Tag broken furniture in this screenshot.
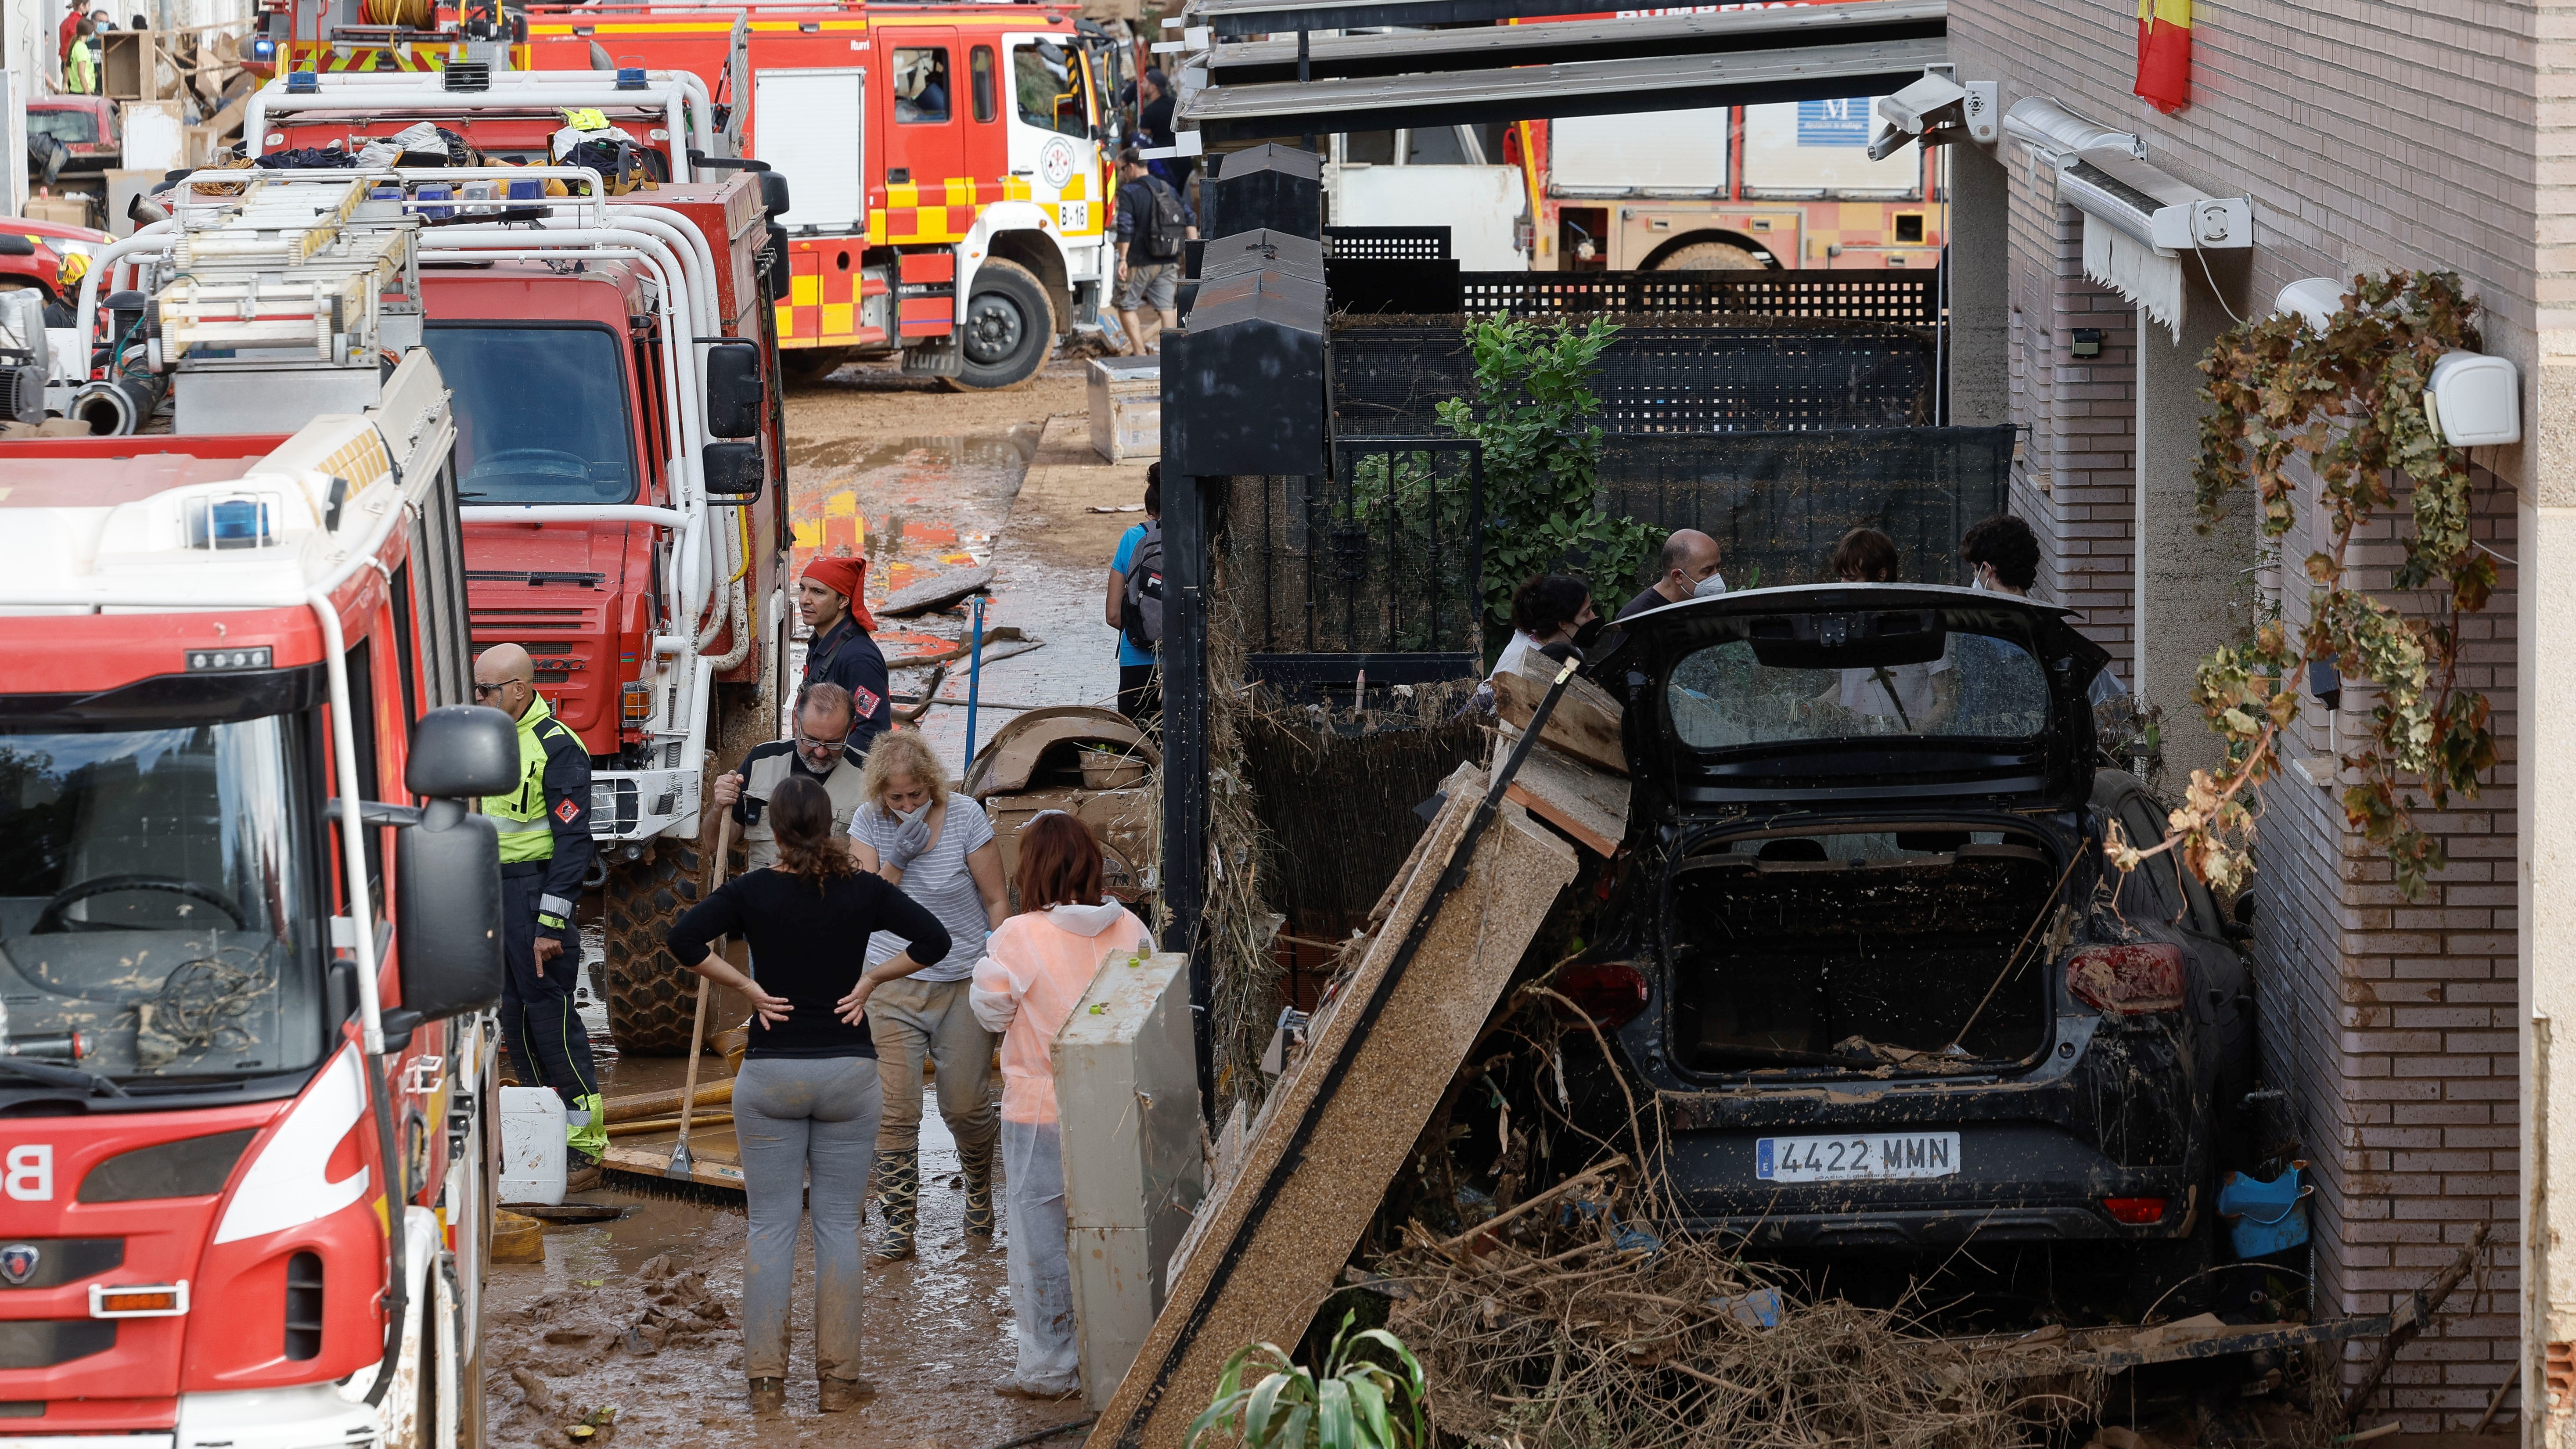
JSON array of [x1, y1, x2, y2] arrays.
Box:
[[970, 706, 1162, 905]]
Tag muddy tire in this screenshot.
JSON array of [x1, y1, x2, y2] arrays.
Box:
[[601, 838, 709, 1055], [1651, 241, 1767, 270], [944, 258, 1052, 392], [783, 345, 852, 385]]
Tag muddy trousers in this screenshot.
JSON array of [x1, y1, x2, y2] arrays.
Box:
[[734, 1056, 883, 1383], [497, 869, 602, 1156], [1001, 1120, 1080, 1395], [867, 977, 1000, 1154]]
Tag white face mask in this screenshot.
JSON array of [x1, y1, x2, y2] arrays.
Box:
[[1968, 570, 1992, 593], [892, 800, 933, 827], [1692, 572, 1730, 599]]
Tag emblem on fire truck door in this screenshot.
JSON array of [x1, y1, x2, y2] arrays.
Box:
[[1040, 137, 1079, 190], [0, 1244, 39, 1285]]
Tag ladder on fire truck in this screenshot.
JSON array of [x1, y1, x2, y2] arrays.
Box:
[[244, 68, 735, 180]]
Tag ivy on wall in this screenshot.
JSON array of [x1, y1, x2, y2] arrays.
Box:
[[2127, 270, 2499, 901]]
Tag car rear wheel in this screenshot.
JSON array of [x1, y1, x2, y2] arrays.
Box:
[[944, 258, 1052, 391]]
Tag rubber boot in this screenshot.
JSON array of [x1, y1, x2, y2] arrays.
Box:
[[748, 1378, 786, 1416], [566, 1092, 608, 1160], [817, 1377, 878, 1412], [871, 1148, 917, 1263], [961, 1135, 997, 1238]]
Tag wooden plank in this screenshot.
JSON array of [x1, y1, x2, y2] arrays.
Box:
[[1495, 726, 1629, 856], [1492, 665, 1626, 777], [1090, 764, 1578, 1449], [878, 564, 997, 618]]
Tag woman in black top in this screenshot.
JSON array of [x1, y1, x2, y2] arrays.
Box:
[[666, 774, 952, 1416]]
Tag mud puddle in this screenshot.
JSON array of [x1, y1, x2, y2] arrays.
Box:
[[486, 1050, 1083, 1449]]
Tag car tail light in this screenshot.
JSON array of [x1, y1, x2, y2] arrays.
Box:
[[1550, 962, 1650, 1029], [2064, 943, 2186, 1015], [622, 680, 652, 723], [2102, 1197, 2167, 1225]]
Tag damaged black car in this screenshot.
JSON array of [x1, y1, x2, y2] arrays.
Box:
[[1559, 584, 2255, 1315]]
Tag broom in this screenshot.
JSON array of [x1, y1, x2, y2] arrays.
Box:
[[601, 806, 749, 1203], [665, 811, 727, 1183]]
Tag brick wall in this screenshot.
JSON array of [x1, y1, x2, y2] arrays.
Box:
[[1948, 0, 2536, 1421]]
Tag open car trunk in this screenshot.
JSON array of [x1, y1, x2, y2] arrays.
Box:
[[1666, 827, 2061, 1076]]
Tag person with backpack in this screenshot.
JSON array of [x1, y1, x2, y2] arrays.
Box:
[[1113, 148, 1194, 356], [1105, 466, 1163, 723]]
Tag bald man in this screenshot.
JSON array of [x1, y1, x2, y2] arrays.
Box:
[[1620, 529, 1725, 619], [475, 643, 606, 1180]]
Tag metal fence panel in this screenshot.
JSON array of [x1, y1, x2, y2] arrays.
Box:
[[1227, 439, 1486, 680], [1331, 322, 1937, 438], [1597, 427, 2016, 592], [1323, 226, 1452, 260], [1455, 269, 1939, 321]]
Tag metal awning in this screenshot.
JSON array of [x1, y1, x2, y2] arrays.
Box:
[[1179, 34, 1946, 142], [1207, 0, 1943, 82], [1193, 0, 1795, 40]]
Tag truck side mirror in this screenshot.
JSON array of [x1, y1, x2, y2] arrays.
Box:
[[705, 341, 762, 438], [389, 705, 518, 1031], [704, 440, 763, 498], [407, 704, 518, 798], [759, 170, 790, 221]]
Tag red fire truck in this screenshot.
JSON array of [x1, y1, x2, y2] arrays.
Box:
[[0, 181, 514, 1444], [78, 135, 791, 1054], [516, 2, 1113, 388]]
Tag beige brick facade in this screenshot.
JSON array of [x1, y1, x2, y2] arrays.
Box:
[[1946, 0, 2543, 1425]]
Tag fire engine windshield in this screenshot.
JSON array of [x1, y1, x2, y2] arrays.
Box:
[[1014, 40, 1090, 138], [424, 323, 640, 505], [0, 716, 328, 1087]]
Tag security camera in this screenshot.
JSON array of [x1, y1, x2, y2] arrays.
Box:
[[1877, 72, 1970, 136]]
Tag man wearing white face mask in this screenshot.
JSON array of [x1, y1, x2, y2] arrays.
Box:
[[1619, 529, 1725, 619], [1957, 513, 2128, 708]]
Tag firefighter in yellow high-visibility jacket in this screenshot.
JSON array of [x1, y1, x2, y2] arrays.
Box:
[[475, 643, 606, 1186]]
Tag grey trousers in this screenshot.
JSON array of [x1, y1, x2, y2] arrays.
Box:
[[733, 1056, 882, 1382], [868, 976, 1000, 1155], [1002, 1120, 1080, 1394]]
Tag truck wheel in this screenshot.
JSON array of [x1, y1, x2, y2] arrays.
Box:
[[1652, 241, 1767, 270], [600, 838, 707, 1055], [783, 345, 851, 385], [946, 258, 1052, 391]]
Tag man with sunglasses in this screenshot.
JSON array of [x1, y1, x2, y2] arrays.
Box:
[[711, 681, 869, 872], [473, 643, 605, 1186]]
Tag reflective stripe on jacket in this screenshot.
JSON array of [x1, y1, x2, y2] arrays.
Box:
[[484, 694, 594, 933]]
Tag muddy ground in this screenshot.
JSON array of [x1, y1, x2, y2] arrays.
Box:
[[485, 351, 1144, 1449]]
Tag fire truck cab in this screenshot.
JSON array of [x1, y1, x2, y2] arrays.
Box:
[[523, 3, 1111, 389], [0, 178, 510, 1445], [66, 157, 788, 1055]]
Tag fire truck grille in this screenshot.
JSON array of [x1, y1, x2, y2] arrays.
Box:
[[0, 1320, 115, 1370], [0, 1238, 122, 1291]]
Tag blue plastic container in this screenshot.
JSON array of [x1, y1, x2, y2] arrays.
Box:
[[2217, 1160, 2312, 1258]]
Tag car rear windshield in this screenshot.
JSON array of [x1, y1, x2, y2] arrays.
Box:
[[27, 109, 101, 145], [425, 323, 639, 505], [0, 716, 327, 1083], [1668, 631, 2051, 748]]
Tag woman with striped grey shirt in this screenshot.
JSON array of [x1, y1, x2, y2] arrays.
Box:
[[847, 730, 1011, 1261]]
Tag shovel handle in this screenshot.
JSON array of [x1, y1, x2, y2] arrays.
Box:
[[674, 813, 733, 1154]]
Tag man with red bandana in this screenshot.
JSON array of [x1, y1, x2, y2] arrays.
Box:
[[800, 554, 893, 754]]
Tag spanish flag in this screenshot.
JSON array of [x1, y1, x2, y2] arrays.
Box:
[[2134, 0, 2192, 113]]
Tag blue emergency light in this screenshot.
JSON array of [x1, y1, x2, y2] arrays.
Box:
[[286, 70, 319, 94], [208, 499, 271, 550], [615, 67, 648, 90]]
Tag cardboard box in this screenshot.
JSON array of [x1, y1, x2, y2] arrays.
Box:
[[22, 194, 97, 229], [1087, 355, 1161, 462], [989, 784, 1155, 906]]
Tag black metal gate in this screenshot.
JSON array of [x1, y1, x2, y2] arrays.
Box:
[[1231, 437, 1484, 687]]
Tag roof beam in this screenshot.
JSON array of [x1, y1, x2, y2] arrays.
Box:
[[1178, 35, 1947, 142], [1206, 0, 1945, 83]]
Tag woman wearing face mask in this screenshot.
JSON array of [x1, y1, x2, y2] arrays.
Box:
[[847, 730, 1011, 1262], [1810, 527, 1957, 732], [970, 812, 1155, 1399], [1490, 573, 1597, 682]]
